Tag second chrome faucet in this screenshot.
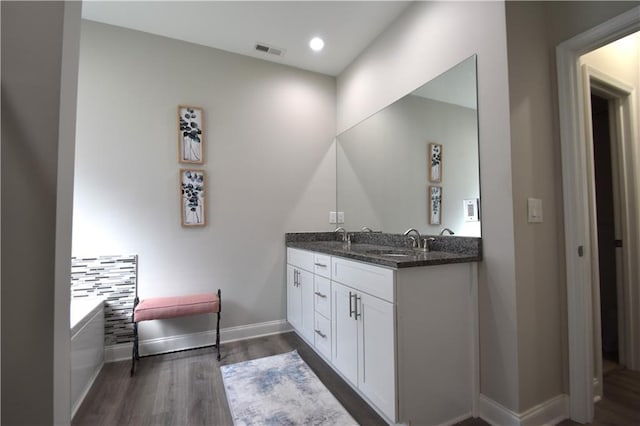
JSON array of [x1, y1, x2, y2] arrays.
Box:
[[403, 228, 435, 252]]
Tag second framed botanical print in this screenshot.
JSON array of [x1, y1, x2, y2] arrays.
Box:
[[178, 106, 204, 164], [181, 169, 206, 227], [429, 186, 442, 225]]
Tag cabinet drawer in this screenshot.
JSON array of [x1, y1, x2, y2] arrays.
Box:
[[314, 314, 331, 359], [287, 248, 315, 272], [314, 276, 331, 318], [313, 253, 331, 278], [331, 257, 395, 302]]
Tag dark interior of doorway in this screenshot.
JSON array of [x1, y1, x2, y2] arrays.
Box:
[[591, 93, 619, 365]]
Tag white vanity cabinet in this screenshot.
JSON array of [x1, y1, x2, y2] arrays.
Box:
[[286, 250, 315, 343], [286, 246, 478, 426], [331, 258, 396, 421]]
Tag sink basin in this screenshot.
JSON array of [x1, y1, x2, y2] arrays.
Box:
[[364, 249, 416, 257]]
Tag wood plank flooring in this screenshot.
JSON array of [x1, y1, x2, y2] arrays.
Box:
[[75, 331, 640, 425], [74, 332, 485, 426], [73, 332, 388, 425], [558, 367, 640, 426]]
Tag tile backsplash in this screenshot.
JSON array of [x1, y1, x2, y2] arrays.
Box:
[[71, 255, 137, 345]]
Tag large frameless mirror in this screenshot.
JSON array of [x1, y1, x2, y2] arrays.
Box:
[[336, 55, 480, 237]]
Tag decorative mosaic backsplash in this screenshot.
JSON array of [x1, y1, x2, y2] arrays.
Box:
[[71, 255, 137, 345]]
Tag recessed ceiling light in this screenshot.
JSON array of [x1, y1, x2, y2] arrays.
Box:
[[309, 37, 325, 52]]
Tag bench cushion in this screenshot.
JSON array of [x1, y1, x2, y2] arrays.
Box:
[[134, 293, 219, 323]]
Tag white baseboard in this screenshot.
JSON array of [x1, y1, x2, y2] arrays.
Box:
[[71, 362, 104, 419], [104, 319, 292, 362], [479, 394, 568, 426]]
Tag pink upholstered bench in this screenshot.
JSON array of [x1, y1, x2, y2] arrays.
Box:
[[130, 290, 221, 376]]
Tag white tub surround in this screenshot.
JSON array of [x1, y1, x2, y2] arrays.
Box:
[[70, 297, 105, 419]]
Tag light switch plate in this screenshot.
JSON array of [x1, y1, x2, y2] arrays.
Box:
[[337, 211, 345, 224], [329, 211, 337, 224], [463, 198, 479, 222], [527, 198, 543, 223]]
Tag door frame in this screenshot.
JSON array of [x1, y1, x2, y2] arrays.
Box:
[[583, 64, 636, 401], [556, 6, 640, 423]]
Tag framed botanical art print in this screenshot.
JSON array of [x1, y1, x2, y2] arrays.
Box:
[[428, 142, 442, 183], [181, 169, 206, 226], [429, 186, 442, 225], [178, 106, 204, 164]]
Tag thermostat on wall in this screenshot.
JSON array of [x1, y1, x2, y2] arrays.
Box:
[[463, 198, 479, 222]]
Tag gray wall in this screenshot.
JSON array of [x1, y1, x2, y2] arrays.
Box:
[[73, 21, 336, 340], [1, 2, 80, 424], [337, 1, 520, 411], [505, 0, 640, 412]]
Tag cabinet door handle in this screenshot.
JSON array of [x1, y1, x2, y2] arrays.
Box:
[[314, 262, 327, 268], [314, 329, 327, 339], [355, 295, 362, 319], [294, 269, 299, 287], [349, 291, 354, 317], [314, 291, 327, 298]]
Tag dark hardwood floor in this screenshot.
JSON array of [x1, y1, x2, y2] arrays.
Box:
[[73, 332, 386, 425], [74, 332, 484, 426], [76, 332, 640, 425], [558, 367, 640, 426]]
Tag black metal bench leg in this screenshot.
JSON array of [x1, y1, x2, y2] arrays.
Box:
[[130, 297, 140, 376], [216, 289, 221, 361]]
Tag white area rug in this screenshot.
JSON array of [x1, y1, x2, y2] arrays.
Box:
[[221, 350, 358, 425]]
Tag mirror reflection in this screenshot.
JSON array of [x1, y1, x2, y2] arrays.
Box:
[[336, 55, 480, 237]]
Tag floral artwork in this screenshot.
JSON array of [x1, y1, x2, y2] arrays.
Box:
[[181, 169, 205, 226], [428, 143, 442, 183], [429, 186, 442, 225], [178, 106, 204, 164]]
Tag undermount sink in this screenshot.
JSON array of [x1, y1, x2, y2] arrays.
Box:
[[364, 249, 417, 257]]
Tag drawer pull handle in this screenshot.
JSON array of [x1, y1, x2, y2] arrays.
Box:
[[349, 291, 356, 318], [314, 329, 327, 339], [314, 291, 327, 298], [314, 262, 327, 268], [349, 291, 353, 317]]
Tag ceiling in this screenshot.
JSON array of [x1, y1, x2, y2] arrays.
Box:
[[81, 1, 412, 76]]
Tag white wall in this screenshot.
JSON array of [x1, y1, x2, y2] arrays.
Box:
[[337, 1, 519, 411], [337, 95, 480, 236], [1, 2, 79, 424], [74, 21, 336, 341], [506, 1, 639, 412]]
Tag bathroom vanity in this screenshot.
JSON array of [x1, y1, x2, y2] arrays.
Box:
[[286, 233, 481, 426]]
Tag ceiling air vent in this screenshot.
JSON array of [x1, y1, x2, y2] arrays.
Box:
[[254, 42, 286, 57]]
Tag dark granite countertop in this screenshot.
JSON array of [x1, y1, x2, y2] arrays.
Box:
[[286, 232, 481, 269]]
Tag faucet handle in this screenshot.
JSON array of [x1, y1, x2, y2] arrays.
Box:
[[408, 236, 418, 248], [423, 237, 436, 252]]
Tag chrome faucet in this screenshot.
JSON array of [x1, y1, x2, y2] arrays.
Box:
[[361, 226, 373, 232], [403, 228, 421, 248], [439, 227, 455, 235], [334, 227, 347, 242]]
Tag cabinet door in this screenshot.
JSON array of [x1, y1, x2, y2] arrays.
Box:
[[331, 281, 358, 385], [286, 265, 301, 331], [358, 292, 396, 421], [299, 268, 315, 343]]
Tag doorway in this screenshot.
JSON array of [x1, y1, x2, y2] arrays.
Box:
[[556, 7, 640, 423], [591, 93, 620, 370], [587, 86, 629, 402]]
